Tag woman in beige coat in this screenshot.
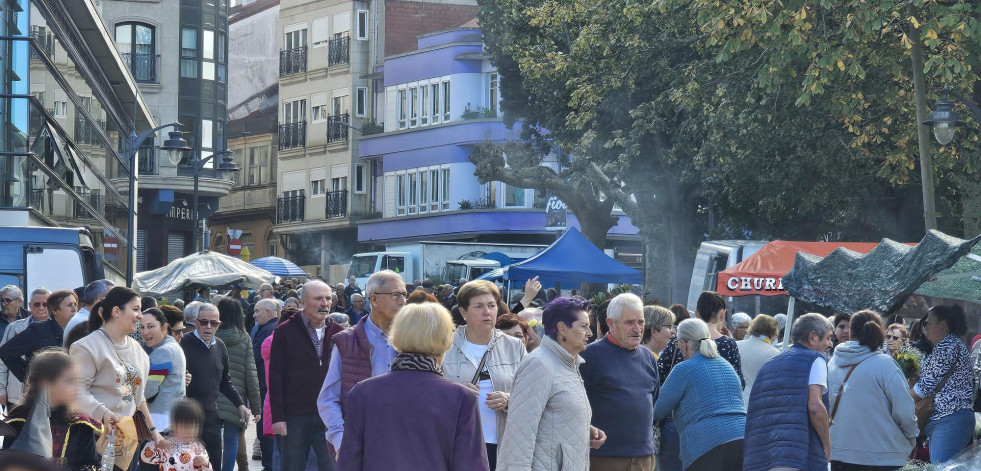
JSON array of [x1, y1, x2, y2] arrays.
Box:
[[442, 280, 526, 470], [498, 297, 606, 471]]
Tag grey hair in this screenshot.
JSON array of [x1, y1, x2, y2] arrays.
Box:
[[30, 287, 50, 300], [643, 305, 675, 330], [197, 303, 219, 317], [351, 293, 364, 302], [0, 285, 23, 301], [791, 313, 832, 344], [677, 318, 718, 358], [366, 270, 404, 297], [607, 293, 644, 322], [183, 301, 203, 322], [255, 298, 281, 312]]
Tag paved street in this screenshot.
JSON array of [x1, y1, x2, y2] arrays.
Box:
[[244, 424, 263, 471]]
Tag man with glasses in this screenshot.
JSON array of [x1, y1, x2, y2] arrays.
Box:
[[270, 281, 344, 471], [180, 303, 249, 463], [0, 286, 47, 407], [250, 298, 280, 470], [318, 270, 405, 459], [0, 286, 27, 340]]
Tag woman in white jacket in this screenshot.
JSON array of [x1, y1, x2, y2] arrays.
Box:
[[498, 297, 606, 471], [736, 314, 779, 405], [827, 310, 918, 470]]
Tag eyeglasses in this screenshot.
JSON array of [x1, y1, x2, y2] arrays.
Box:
[[374, 292, 408, 300], [1, 297, 16, 304], [31, 302, 46, 308], [197, 320, 222, 327], [885, 335, 903, 341]]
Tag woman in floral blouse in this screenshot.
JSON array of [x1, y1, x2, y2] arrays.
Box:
[[910, 305, 974, 463]]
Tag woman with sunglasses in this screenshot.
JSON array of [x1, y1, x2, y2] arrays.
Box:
[[885, 323, 909, 358], [141, 307, 187, 433]]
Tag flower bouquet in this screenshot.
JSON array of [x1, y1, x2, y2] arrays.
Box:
[[895, 344, 925, 388]]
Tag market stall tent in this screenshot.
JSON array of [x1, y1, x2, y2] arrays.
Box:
[[717, 241, 882, 297], [497, 227, 642, 285], [135, 251, 279, 297]]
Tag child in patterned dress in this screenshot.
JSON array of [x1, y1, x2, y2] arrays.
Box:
[[140, 399, 211, 471]]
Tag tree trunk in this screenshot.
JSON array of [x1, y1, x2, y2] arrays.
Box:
[[909, 9, 937, 233], [577, 210, 616, 298]]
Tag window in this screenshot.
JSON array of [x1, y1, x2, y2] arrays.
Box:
[[332, 94, 347, 116], [354, 164, 366, 193], [202, 30, 215, 81], [115, 22, 156, 83], [247, 146, 269, 185], [268, 240, 277, 258], [430, 83, 440, 124], [311, 93, 328, 122], [283, 99, 306, 123], [409, 87, 418, 126], [218, 33, 226, 62], [505, 183, 526, 207], [396, 174, 406, 215], [489, 72, 499, 116], [355, 87, 367, 117], [407, 172, 417, 214], [215, 121, 225, 151], [311, 179, 326, 196], [381, 255, 405, 273], [202, 119, 214, 151], [356, 10, 369, 40], [419, 170, 429, 212], [312, 18, 329, 47], [284, 28, 307, 50], [53, 101, 67, 117], [398, 89, 407, 129], [429, 168, 439, 211], [331, 176, 347, 192], [420, 85, 429, 125], [442, 167, 450, 209], [441, 81, 451, 121], [180, 28, 198, 78]]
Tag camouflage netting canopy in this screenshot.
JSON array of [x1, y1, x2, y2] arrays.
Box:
[[782, 230, 981, 314]]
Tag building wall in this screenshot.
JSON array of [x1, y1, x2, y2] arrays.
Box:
[[383, 1, 478, 56]]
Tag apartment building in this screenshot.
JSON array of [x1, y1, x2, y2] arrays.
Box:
[[0, 0, 155, 280], [209, 0, 281, 260], [98, 0, 235, 270], [357, 24, 642, 252], [274, 0, 479, 272]]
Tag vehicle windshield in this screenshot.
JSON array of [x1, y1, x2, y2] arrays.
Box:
[[347, 255, 378, 278], [470, 266, 495, 280], [445, 263, 466, 283]]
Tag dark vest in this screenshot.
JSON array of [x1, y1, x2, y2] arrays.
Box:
[[744, 343, 828, 471], [332, 318, 373, 411]]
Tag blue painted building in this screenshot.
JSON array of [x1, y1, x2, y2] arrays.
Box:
[[357, 23, 641, 258]]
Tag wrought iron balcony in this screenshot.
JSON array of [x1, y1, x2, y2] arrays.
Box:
[[280, 46, 307, 77], [328, 35, 350, 67], [138, 145, 156, 175], [277, 191, 305, 223], [122, 53, 159, 84], [326, 113, 349, 143], [279, 121, 306, 150], [73, 190, 104, 220], [326, 189, 347, 219], [73, 116, 105, 146]]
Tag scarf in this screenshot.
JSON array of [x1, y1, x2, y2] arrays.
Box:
[[390, 352, 443, 375]]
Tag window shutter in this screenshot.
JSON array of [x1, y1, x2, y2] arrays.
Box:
[[333, 13, 350, 34], [312, 18, 328, 44], [384, 174, 395, 217]]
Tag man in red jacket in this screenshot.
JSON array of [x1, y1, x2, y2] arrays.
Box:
[[269, 280, 343, 471]]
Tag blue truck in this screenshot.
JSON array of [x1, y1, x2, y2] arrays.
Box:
[[0, 226, 106, 294]]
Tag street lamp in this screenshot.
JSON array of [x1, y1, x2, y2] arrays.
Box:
[[125, 123, 191, 287], [168, 149, 239, 252], [923, 87, 979, 145]]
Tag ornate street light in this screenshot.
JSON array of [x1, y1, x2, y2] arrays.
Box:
[[923, 87, 977, 145]]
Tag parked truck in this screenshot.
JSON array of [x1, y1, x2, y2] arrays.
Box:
[[686, 240, 767, 315], [347, 241, 547, 288], [0, 226, 106, 295]]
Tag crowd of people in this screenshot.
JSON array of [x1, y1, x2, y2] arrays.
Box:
[[0, 273, 980, 471]]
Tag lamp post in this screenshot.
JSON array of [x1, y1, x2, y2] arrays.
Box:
[[126, 123, 191, 287], [923, 87, 977, 145], [168, 149, 239, 253]]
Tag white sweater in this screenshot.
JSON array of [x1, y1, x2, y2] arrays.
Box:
[[736, 335, 779, 405]]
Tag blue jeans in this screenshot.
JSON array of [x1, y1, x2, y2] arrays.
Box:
[[658, 419, 683, 471], [218, 419, 242, 471], [925, 409, 975, 463]]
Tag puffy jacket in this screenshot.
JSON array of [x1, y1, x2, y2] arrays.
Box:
[[216, 327, 262, 427], [442, 327, 526, 444], [498, 336, 591, 471]]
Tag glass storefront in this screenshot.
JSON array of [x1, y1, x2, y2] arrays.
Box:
[[1, 0, 138, 276]]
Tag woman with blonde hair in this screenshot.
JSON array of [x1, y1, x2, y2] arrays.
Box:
[[736, 314, 779, 405], [643, 305, 676, 358], [442, 280, 526, 469], [336, 302, 488, 470], [653, 318, 745, 470]]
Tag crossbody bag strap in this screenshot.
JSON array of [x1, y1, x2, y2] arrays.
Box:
[[470, 334, 498, 385], [830, 358, 867, 425]]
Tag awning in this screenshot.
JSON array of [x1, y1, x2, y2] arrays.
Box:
[[500, 227, 642, 285], [717, 241, 882, 297]]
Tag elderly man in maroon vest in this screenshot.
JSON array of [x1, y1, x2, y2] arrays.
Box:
[[318, 269, 405, 457], [269, 280, 344, 471]]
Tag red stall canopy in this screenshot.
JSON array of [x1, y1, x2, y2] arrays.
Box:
[[717, 241, 881, 297]]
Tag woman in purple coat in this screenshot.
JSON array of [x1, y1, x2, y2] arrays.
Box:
[[336, 302, 489, 471]]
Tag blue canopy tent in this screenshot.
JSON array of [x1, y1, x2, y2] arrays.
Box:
[[251, 256, 307, 277], [486, 227, 642, 285]]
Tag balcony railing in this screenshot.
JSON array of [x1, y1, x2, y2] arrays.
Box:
[[326, 189, 347, 219], [279, 121, 306, 150], [280, 46, 307, 77], [328, 35, 350, 67], [277, 191, 305, 223], [326, 113, 349, 143], [122, 53, 159, 84], [74, 117, 106, 146], [73, 190, 104, 220]]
